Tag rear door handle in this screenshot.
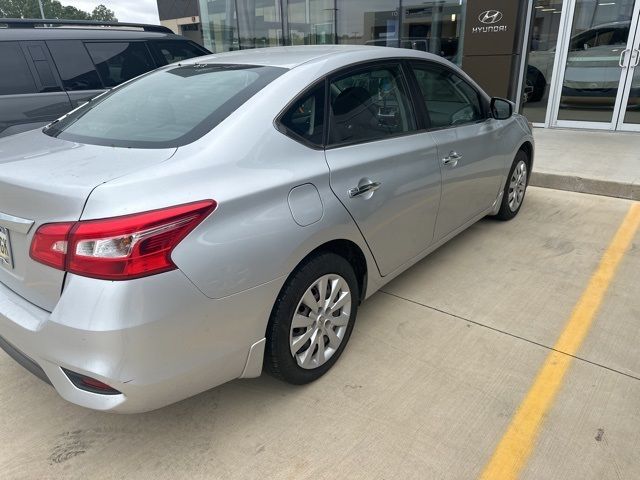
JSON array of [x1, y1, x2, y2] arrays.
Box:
[[348, 181, 382, 198], [442, 151, 463, 167]]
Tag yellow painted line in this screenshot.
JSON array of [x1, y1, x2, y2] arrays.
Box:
[[480, 202, 640, 480]]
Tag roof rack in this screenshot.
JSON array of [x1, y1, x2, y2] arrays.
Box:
[[0, 18, 173, 34]]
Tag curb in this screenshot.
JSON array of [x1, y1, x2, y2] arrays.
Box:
[[530, 172, 640, 201]]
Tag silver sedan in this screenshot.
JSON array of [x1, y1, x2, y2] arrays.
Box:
[[0, 46, 533, 413]]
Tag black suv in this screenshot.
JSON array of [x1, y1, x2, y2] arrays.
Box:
[[0, 19, 210, 137]]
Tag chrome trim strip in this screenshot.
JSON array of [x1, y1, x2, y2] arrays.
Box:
[[0, 212, 35, 234]]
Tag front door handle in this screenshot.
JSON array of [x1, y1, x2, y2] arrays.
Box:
[[348, 181, 382, 198], [442, 151, 463, 167], [632, 49, 640, 67]]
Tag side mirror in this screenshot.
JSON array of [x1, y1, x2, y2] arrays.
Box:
[[491, 97, 514, 120]]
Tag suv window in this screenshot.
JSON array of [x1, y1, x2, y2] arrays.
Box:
[[47, 40, 103, 91], [85, 42, 155, 87], [0, 42, 37, 95], [25, 44, 60, 92], [411, 62, 484, 128], [151, 40, 208, 65], [328, 64, 416, 145], [280, 83, 325, 147], [45, 64, 286, 149]]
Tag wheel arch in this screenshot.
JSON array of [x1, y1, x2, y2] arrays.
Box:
[[518, 140, 534, 171], [289, 239, 369, 305]]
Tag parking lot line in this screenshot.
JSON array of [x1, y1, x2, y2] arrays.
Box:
[[479, 202, 640, 480]]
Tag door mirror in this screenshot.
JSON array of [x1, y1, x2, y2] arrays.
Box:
[[491, 97, 514, 120]]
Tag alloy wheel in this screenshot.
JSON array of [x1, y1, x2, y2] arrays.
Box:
[[508, 160, 528, 212], [289, 274, 352, 370]]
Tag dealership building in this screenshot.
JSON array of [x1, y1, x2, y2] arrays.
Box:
[[157, 0, 640, 133]]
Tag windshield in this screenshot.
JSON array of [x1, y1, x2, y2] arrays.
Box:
[[45, 63, 286, 149]]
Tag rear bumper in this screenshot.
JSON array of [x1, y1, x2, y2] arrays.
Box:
[[0, 270, 284, 413], [0, 333, 51, 386]]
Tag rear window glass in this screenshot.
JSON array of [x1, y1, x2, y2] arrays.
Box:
[[0, 42, 37, 95], [44, 64, 286, 148], [85, 42, 155, 87]]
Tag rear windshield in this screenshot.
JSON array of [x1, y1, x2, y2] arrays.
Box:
[[44, 63, 286, 148]]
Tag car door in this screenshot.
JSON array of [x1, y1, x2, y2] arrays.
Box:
[[324, 62, 441, 276], [0, 41, 72, 137], [408, 61, 504, 241]]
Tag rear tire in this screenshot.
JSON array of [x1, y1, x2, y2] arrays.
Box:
[[265, 253, 359, 385], [495, 150, 530, 221]]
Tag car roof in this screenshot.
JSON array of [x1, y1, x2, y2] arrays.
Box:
[[180, 45, 445, 70]]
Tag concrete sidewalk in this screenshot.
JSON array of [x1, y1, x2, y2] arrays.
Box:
[[531, 128, 640, 200]]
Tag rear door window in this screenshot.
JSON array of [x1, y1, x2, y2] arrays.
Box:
[[0, 42, 38, 95], [328, 64, 416, 146], [85, 42, 156, 87], [47, 40, 103, 91], [150, 40, 209, 65]]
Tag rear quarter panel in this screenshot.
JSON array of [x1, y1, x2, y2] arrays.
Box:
[[81, 72, 377, 301]]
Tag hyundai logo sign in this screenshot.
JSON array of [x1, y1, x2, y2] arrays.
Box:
[[478, 10, 503, 25], [473, 9, 507, 33]]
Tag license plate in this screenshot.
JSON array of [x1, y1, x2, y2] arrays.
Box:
[[0, 226, 13, 270]]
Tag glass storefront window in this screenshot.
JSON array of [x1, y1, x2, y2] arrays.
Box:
[[287, 0, 335, 45], [336, 0, 400, 47], [199, 0, 469, 64], [401, 0, 466, 65], [199, 0, 239, 53], [522, 0, 564, 123], [237, 0, 284, 49], [199, 0, 283, 52], [622, 59, 640, 126]]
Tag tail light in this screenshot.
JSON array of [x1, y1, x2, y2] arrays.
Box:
[[30, 200, 216, 280]]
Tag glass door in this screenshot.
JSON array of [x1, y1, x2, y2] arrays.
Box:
[[616, 5, 640, 131], [522, 0, 566, 125], [552, 0, 639, 129]]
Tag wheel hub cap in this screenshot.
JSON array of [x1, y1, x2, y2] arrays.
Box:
[[289, 274, 352, 370], [508, 160, 528, 212]]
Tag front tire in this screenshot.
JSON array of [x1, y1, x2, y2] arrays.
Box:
[[495, 151, 530, 221], [265, 253, 359, 384]]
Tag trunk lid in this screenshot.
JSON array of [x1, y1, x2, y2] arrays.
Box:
[[0, 130, 176, 311]]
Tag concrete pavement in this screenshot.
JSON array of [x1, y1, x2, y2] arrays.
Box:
[[0, 187, 639, 479], [531, 128, 640, 200]]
